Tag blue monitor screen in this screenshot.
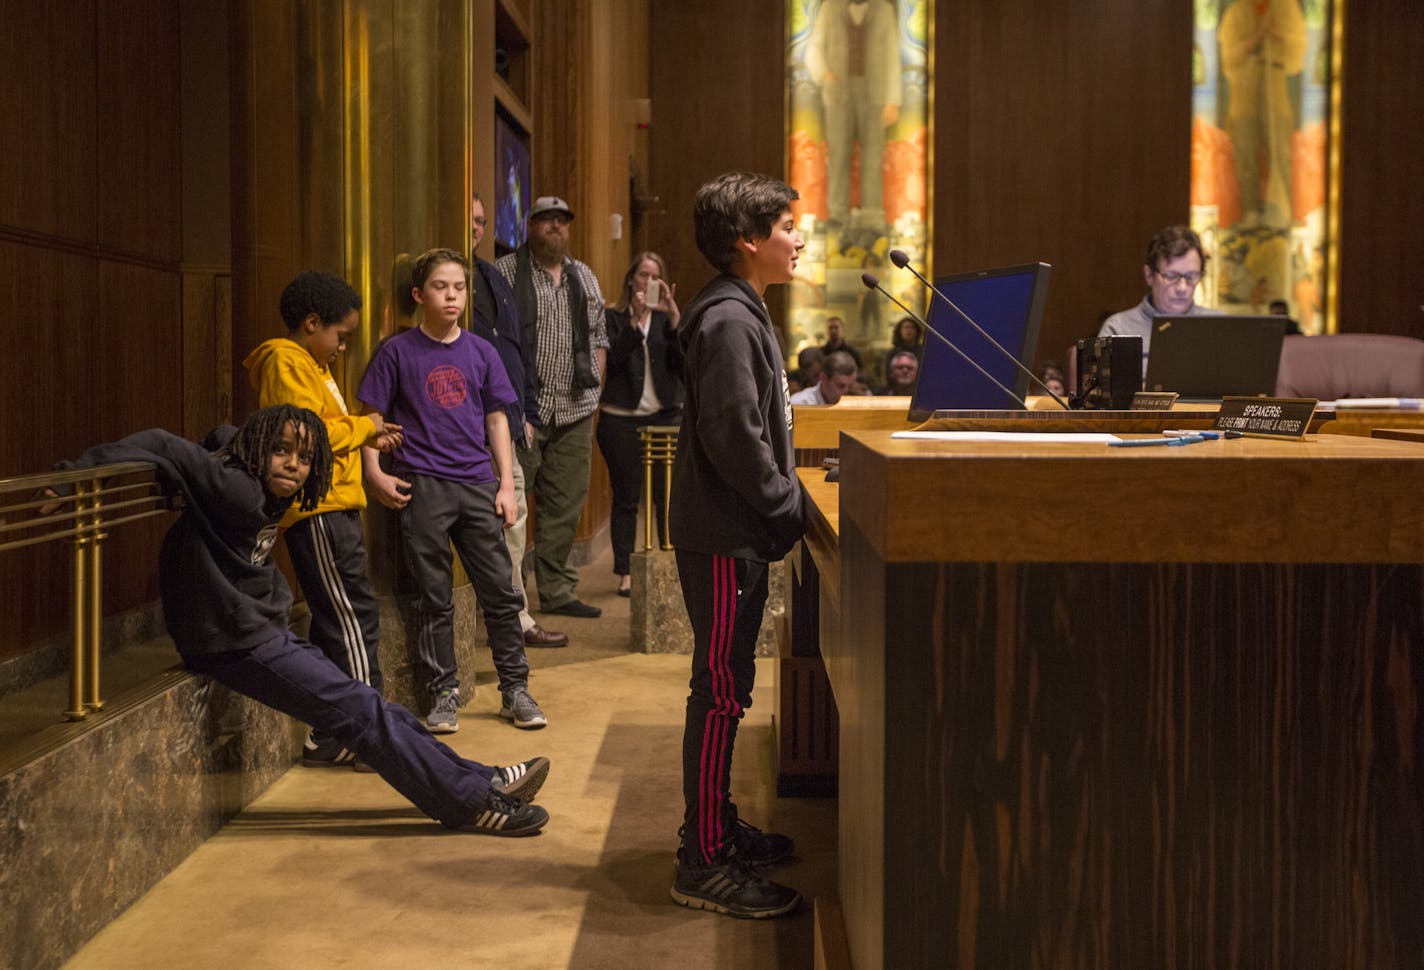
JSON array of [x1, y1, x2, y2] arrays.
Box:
[[909, 262, 1052, 419]]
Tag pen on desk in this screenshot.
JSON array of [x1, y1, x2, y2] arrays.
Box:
[[1110, 435, 1210, 448], [1162, 429, 1244, 439]]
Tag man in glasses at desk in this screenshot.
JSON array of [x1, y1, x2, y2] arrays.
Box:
[[1098, 224, 1222, 369]]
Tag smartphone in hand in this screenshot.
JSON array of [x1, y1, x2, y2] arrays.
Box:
[[645, 278, 662, 307]]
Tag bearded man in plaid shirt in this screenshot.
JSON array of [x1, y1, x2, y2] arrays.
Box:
[[495, 195, 610, 619]]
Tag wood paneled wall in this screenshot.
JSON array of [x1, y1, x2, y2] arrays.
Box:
[[0, 0, 185, 661], [531, 0, 652, 300], [932, 0, 1194, 368], [533, 0, 652, 540], [648, 0, 788, 328], [1336, 0, 1424, 336]]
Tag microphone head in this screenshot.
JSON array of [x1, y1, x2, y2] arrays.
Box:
[[888, 249, 910, 269], [861, 272, 880, 290]]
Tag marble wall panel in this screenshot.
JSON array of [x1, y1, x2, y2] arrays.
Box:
[[0, 675, 300, 970], [630, 550, 784, 656], [375, 586, 481, 713]]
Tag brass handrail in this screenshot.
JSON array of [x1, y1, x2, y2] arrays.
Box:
[[639, 425, 678, 551], [0, 462, 172, 719]]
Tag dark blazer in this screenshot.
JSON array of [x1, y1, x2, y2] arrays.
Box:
[[466, 257, 540, 431], [600, 307, 684, 412]]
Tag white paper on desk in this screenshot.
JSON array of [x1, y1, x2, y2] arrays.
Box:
[[1325, 397, 1423, 410], [891, 431, 1122, 443]]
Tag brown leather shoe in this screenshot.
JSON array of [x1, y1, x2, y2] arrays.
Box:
[[523, 623, 569, 648]]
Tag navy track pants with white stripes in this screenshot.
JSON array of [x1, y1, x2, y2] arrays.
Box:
[[284, 509, 383, 693]]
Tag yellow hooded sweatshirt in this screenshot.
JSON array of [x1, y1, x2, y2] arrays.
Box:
[[242, 338, 376, 526]]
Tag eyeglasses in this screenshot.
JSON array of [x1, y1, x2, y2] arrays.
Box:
[[1155, 269, 1203, 286], [472, 216, 488, 227], [534, 213, 571, 226]]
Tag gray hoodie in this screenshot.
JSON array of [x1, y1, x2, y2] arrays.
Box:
[[669, 274, 805, 561]]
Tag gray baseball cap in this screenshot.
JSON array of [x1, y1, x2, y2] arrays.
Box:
[[529, 196, 575, 221]]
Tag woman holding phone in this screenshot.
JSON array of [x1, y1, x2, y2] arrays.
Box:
[[597, 251, 684, 597]]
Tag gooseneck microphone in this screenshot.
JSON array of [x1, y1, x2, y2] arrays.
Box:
[[861, 272, 1026, 409], [888, 250, 1070, 410]]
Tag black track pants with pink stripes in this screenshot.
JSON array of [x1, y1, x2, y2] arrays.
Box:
[[676, 547, 770, 865]]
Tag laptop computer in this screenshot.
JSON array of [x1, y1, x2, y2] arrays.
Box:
[[1143, 315, 1288, 401]]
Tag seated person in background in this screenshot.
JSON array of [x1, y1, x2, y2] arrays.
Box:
[[885, 349, 920, 395], [853, 368, 876, 396], [1269, 298, 1304, 335], [885, 315, 924, 375], [1037, 360, 1067, 400], [819, 315, 863, 367], [1098, 225, 1221, 367], [790, 349, 858, 405], [787, 345, 824, 394]]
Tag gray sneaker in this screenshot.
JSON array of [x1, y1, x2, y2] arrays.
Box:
[[499, 687, 548, 729], [426, 688, 461, 734]]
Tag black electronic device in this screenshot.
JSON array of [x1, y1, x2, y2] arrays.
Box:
[[1074, 335, 1142, 410], [1144, 315, 1288, 401]]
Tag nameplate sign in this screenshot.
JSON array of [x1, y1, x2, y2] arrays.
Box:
[[1131, 391, 1179, 410], [1214, 397, 1317, 439]]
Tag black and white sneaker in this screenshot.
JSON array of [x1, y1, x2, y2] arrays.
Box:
[[458, 790, 548, 837], [670, 850, 801, 919], [302, 733, 357, 768], [492, 757, 550, 802]]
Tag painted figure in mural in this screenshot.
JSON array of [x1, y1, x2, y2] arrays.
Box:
[[1219, 0, 1307, 226], [805, 0, 902, 237]]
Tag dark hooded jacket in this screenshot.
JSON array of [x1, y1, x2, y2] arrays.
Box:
[[668, 274, 805, 561], [56, 427, 295, 659]]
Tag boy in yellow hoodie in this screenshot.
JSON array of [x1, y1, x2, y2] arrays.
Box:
[[243, 271, 402, 767]]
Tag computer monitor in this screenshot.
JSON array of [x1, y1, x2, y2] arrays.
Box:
[[908, 262, 1052, 421]]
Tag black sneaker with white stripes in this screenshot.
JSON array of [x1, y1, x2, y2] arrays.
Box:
[[669, 850, 801, 919], [492, 757, 550, 803], [302, 733, 357, 768], [457, 790, 548, 837]]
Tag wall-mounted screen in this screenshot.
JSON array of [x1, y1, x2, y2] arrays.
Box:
[[494, 112, 530, 251]]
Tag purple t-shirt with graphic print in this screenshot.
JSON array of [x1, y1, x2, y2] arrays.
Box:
[[357, 326, 517, 484]]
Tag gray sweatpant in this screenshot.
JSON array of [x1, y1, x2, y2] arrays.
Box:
[[398, 474, 529, 699]]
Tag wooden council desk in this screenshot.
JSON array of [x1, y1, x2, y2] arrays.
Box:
[[801, 431, 1424, 970]]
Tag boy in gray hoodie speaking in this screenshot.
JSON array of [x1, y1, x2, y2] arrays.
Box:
[[667, 172, 807, 919]]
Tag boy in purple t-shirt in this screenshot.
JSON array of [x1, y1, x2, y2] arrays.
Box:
[[358, 248, 546, 734]]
